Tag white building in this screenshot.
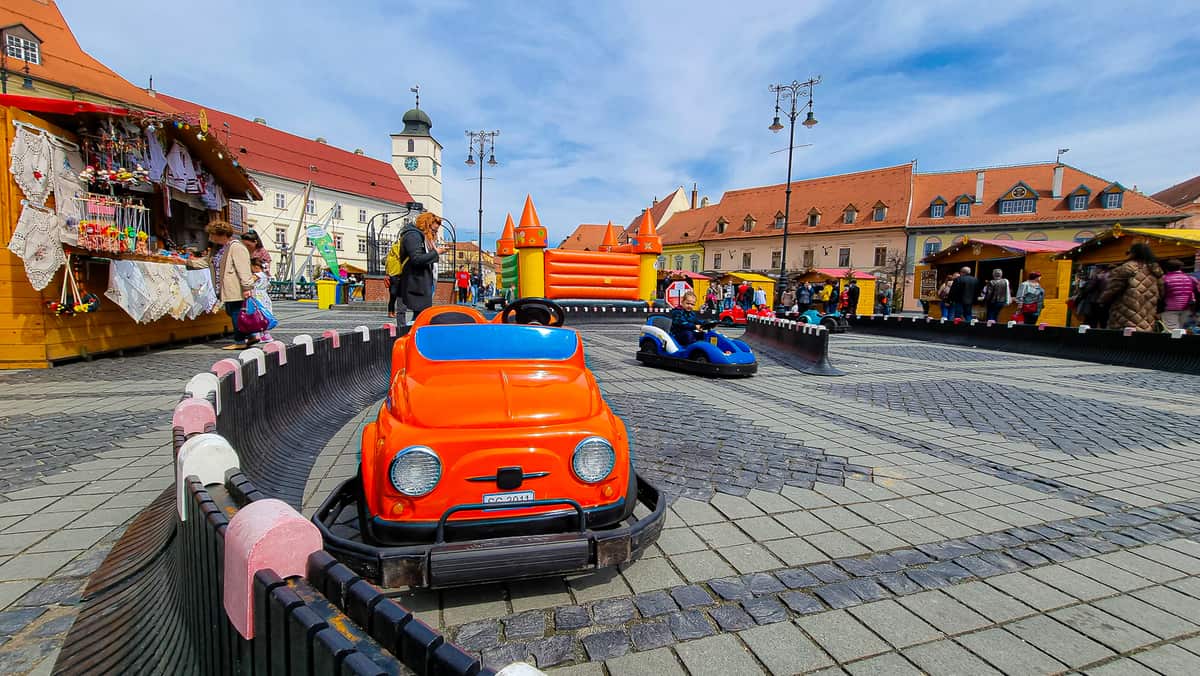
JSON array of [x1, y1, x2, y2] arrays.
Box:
[[160, 94, 440, 278]]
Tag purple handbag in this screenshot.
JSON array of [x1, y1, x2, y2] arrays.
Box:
[[236, 298, 270, 334]]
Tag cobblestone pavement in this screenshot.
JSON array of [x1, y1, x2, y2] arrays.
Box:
[[6, 315, 1200, 675], [0, 302, 394, 674]]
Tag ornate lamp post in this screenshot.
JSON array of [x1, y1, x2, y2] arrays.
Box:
[[465, 130, 499, 295], [768, 76, 821, 304]]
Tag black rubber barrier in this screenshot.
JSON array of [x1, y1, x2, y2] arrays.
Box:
[[57, 327, 501, 676], [560, 303, 670, 324], [849, 315, 1200, 374], [742, 316, 845, 376]]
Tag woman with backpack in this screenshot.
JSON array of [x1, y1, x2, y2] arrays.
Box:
[[1013, 272, 1045, 325]]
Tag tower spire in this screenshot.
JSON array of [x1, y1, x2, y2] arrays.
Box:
[[410, 84, 420, 109]]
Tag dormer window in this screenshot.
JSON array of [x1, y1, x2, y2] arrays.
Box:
[[929, 197, 947, 219], [955, 203, 970, 217], [872, 202, 887, 222], [742, 215, 755, 232], [807, 208, 821, 227], [715, 217, 728, 234], [5, 32, 41, 65], [1070, 194, 1088, 211], [999, 183, 1038, 214], [1103, 192, 1122, 209], [843, 205, 857, 224], [774, 212, 785, 229]]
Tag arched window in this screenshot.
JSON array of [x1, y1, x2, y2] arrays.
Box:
[[407, 139, 415, 152], [1073, 230, 1095, 243], [690, 254, 700, 272], [1026, 232, 1048, 241], [922, 237, 942, 257], [674, 255, 684, 269], [993, 233, 1013, 240]]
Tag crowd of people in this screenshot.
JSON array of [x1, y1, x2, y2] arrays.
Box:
[[694, 278, 893, 318], [186, 223, 277, 350], [454, 266, 495, 304], [930, 243, 1200, 332]]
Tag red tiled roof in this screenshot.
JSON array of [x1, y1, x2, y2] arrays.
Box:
[[156, 93, 413, 206], [969, 238, 1076, 253], [625, 189, 682, 236], [1152, 175, 1200, 209], [558, 224, 609, 250], [1, 1, 167, 111], [911, 163, 1182, 227], [700, 164, 914, 242], [658, 205, 720, 246]]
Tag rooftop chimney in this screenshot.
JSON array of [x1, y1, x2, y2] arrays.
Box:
[[315, 137, 327, 144], [253, 117, 267, 125], [700, 196, 710, 208], [354, 148, 364, 155], [691, 182, 698, 209], [974, 171, 985, 205], [652, 196, 658, 206], [1052, 165, 1064, 198]]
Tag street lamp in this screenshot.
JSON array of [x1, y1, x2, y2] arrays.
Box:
[[465, 130, 500, 297], [768, 76, 821, 305]]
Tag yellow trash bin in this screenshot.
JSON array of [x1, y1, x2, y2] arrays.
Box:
[[316, 279, 338, 310]]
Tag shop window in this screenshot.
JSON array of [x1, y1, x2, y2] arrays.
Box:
[[874, 247, 887, 267], [333, 234, 344, 250], [999, 198, 1035, 214], [1026, 232, 1048, 241], [771, 250, 782, 269], [357, 238, 368, 254], [1070, 194, 1088, 211], [955, 202, 970, 217], [1073, 230, 1095, 243], [713, 253, 722, 269], [1104, 192, 1123, 209], [358, 208, 368, 223], [332, 204, 342, 220], [742, 252, 753, 269], [803, 250, 814, 267], [5, 35, 40, 65], [274, 192, 286, 209], [774, 213, 785, 229], [674, 255, 684, 269], [275, 228, 287, 246], [305, 199, 316, 215], [922, 237, 942, 257], [690, 254, 700, 272], [838, 247, 851, 267]]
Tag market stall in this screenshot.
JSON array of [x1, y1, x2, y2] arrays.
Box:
[[712, 271, 775, 308], [1, 96, 262, 368], [657, 269, 712, 304], [791, 268, 877, 315], [914, 238, 1074, 325]]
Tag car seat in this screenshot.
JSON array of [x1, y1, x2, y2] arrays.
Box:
[[642, 316, 681, 354]]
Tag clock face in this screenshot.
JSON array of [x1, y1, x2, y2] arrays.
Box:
[[404, 157, 418, 171]]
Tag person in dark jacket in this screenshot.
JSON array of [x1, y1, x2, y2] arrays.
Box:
[[948, 266, 979, 321], [668, 290, 704, 346], [397, 213, 443, 326], [845, 280, 860, 317]]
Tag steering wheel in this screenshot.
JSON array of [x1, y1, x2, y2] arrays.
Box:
[[500, 297, 566, 326], [699, 320, 719, 330]]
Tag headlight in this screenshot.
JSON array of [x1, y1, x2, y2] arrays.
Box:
[[389, 446, 442, 496], [572, 436, 615, 483]]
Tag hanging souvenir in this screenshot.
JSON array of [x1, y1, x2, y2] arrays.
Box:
[[8, 201, 66, 290]]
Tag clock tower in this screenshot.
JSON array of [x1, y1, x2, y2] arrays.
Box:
[[390, 89, 443, 216]]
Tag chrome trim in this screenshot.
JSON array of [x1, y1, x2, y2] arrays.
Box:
[[466, 471, 550, 483]]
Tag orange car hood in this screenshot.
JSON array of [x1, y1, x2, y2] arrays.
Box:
[[402, 364, 599, 428]]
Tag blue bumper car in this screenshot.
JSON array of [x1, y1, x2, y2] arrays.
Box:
[[636, 316, 757, 377]]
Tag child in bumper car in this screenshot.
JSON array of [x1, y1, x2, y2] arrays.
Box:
[[669, 291, 732, 354]]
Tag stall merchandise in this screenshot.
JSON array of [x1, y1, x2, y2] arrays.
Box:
[[104, 259, 216, 324]]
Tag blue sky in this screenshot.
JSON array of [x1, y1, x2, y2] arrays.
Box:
[[59, 0, 1200, 248]]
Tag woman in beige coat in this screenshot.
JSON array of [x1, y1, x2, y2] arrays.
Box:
[[190, 221, 257, 349]]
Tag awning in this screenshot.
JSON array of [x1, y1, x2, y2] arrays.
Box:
[[924, 237, 1075, 263], [803, 268, 876, 280], [0, 93, 137, 116], [725, 272, 775, 284], [660, 269, 710, 280], [1057, 225, 1200, 259]]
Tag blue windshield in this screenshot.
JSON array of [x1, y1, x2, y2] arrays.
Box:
[[414, 324, 578, 361]]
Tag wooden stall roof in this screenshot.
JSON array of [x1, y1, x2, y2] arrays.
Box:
[[794, 268, 876, 282], [660, 269, 710, 280], [922, 237, 1075, 264], [1057, 225, 1200, 260]]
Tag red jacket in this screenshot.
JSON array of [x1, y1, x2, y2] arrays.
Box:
[[455, 271, 470, 288]]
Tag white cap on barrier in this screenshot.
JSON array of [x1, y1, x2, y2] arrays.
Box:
[[292, 334, 314, 355], [1171, 329, 1185, 339], [354, 325, 370, 342], [986, 320, 996, 327], [185, 372, 222, 413], [176, 433, 241, 521], [939, 317, 947, 324], [496, 663, 547, 676], [1078, 324, 1090, 334], [1123, 327, 1136, 336], [237, 347, 266, 377], [1006, 321, 1016, 328]]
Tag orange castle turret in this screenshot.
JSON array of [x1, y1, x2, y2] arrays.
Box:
[[514, 195, 548, 249], [632, 209, 662, 302], [496, 213, 516, 256], [514, 195, 547, 297], [599, 221, 618, 252]]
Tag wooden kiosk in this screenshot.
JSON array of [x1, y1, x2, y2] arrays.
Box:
[[791, 268, 877, 315], [1, 98, 261, 369], [914, 238, 1075, 325], [712, 271, 775, 307]]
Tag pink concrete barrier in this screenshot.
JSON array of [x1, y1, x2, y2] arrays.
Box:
[[172, 397, 216, 439], [223, 498, 322, 639], [262, 340, 288, 366], [322, 329, 342, 349], [381, 323, 397, 338]]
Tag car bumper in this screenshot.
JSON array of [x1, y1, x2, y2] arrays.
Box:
[[313, 473, 666, 589], [636, 351, 758, 377]]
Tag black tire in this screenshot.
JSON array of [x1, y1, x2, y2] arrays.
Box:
[[639, 338, 657, 355], [692, 352, 709, 364], [720, 317, 734, 327], [820, 317, 836, 330]]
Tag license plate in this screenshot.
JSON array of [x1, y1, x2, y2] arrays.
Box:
[[482, 490, 535, 505]]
